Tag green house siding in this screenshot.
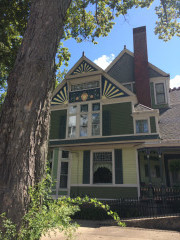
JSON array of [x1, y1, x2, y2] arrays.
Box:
[[150, 116, 156, 133], [50, 110, 67, 139], [70, 186, 138, 198], [102, 102, 134, 136], [107, 53, 135, 84]]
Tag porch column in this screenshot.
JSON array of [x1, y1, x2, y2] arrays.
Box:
[[147, 151, 152, 184], [158, 151, 164, 185]]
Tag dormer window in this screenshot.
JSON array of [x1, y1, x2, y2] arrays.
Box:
[[136, 120, 148, 133], [155, 83, 166, 104]]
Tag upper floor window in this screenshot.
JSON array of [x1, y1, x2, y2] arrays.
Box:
[[71, 81, 100, 92], [123, 82, 136, 93], [136, 120, 148, 133], [155, 83, 166, 104], [68, 106, 77, 138], [68, 102, 101, 138]]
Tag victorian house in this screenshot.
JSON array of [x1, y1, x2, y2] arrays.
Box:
[[48, 26, 180, 199]]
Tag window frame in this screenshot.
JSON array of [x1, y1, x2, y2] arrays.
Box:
[[67, 101, 102, 139], [134, 118, 150, 135], [154, 82, 167, 105], [90, 149, 115, 185]]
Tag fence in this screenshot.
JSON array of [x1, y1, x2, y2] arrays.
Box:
[[73, 195, 180, 220], [140, 186, 180, 199]]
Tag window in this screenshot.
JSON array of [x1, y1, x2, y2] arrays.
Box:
[[59, 162, 68, 188], [68, 102, 101, 138], [62, 151, 69, 159], [123, 82, 136, 93], [155, 83, 166, 104], [71, 81, 99, 91], [93, 152, 112, 184], [136, 120, 148, 133], [68, 106, 77, 138], [92, 103, 100, 136]]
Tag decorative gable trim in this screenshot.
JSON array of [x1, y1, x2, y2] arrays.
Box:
[[102, 77, 129, 99], [66, 55, 103, 79], [51, 83, 68, 105], [71, 60, 97, 75]]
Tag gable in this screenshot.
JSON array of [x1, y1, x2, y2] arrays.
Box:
[[102, 77, 129, 100], [107, 52, 135, 84], [70, 60, 98, 75], [51, 83, 68, 105]]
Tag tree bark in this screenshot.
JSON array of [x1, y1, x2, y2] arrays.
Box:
[[0, 0, 72, 227]]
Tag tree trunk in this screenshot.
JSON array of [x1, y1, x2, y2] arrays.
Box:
[[0, 0, 72, 227]]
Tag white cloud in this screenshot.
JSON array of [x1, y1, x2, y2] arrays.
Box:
[[94, 54, 115, 70], [170, 75, 180, 89]]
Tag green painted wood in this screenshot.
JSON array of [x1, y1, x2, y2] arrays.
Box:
[[102, 102, 134, 136], [102, 110, 111, 136], [150, 116, 157, 133], [58, 191, 67, 195], [49, 134, 160, 146], [50, 110, 67, 139], [115, 149, 123, 184], [52, 148, 59, 190], [70, 186, 138, 198], [83, 151, 90, 184]]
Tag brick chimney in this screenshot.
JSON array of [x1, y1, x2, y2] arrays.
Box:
[[133, 26, 151, 107]]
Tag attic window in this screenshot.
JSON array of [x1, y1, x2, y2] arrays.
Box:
[[123, 82, 135, 93], [71, 81, 99, 91], [155, 83, 166, 104]]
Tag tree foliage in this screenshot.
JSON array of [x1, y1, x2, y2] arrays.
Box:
[[155, 0, 180, 41], [0, 0, 30, 103]]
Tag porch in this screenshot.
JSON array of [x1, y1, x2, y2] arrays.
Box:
[[138, 147, 180, 198]]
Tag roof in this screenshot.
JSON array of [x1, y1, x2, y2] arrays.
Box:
[[134, 104, 155, 112], [159, 89, 180, 141]]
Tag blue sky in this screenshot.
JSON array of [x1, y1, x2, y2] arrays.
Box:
[[62, 1, 180, 88]]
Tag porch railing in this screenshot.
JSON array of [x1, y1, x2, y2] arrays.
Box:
[[140, 186, 180, 199]]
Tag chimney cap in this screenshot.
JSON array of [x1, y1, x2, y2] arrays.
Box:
[[133, 26, 146, 34], [124, 45, 126, 49]]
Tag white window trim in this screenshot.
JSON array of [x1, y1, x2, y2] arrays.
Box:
[[90, 149, 115, 185], [56, 149, 71, 197], [67, 101, 102, 139], [133, 117, 150, 135], [122, 82, 135, 92], [154, 81, 167, 105]]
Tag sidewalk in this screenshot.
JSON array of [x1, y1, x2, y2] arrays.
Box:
[[41, 220, 180, 240]]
